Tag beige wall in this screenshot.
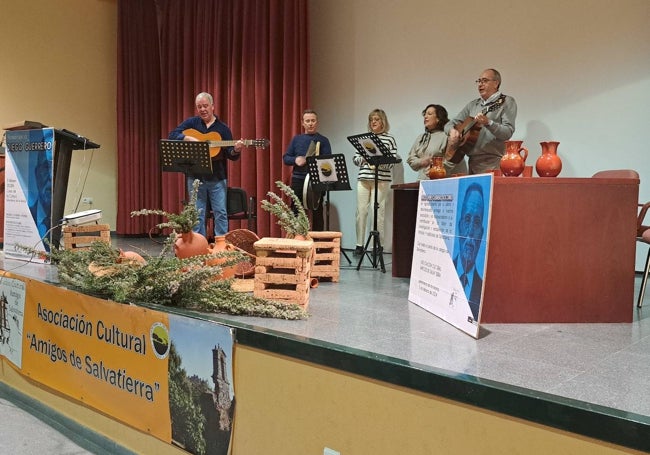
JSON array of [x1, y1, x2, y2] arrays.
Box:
[[0, 0, 118, 228], [2, 344, 644, 455], [310, 0, 650, 255], [2, 0, 648, 257]]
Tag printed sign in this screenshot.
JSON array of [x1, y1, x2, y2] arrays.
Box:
[[408, 175, 493, 338], [4, 128, 54, 261]]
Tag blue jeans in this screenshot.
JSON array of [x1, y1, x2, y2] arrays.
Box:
[[186, 176, 228, 237]]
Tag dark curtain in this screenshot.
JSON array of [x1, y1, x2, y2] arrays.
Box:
[[116, 0, 163, 234], [117, 0, 310, 238]]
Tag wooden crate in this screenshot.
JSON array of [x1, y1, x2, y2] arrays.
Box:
[[308, 231, 341, 282], [253, 237, 313, 308], [62, 224, 111, 250]]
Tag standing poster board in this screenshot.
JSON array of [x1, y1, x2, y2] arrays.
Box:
[[408, 174, 493, 338], [3, 128, 54, 261]]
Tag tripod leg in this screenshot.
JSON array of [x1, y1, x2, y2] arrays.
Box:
[[369, 230, 385, 272], [356, 232, 374, 270], [376, 236, 386, 273], [370, 230, 379, 267], [341, 248, 352, 265]]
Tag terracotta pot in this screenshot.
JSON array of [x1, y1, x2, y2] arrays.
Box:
[[206, 235, 237, 279], [427, 156, 447, 179], [535, 141, 562, 177], [500, 141, 528, 177], [174, 231, 209, 258], [209, 235, 228, 253]]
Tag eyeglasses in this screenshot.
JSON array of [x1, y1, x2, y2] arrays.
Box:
[[475, 78, 495, 84]]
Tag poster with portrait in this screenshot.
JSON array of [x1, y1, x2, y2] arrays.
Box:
[[408, 174, 493, 338], [4, 128, 54, 261]]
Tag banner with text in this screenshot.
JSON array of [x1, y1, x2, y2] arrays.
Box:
[[1, 273, 237, 453], [408, 175, 493, 338], [0, 276, 26, 366], [20, 278, 172, 441], [4, 128, 54, 261]]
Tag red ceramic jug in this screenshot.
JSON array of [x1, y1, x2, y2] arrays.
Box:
[[499, 141, 528, 177], [427, 156, 447, 179]]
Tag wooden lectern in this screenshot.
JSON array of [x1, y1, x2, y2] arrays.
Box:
[[51, 129, 100, 247]]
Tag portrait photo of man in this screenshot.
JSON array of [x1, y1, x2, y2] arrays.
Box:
[[453, 182, 487, 321]]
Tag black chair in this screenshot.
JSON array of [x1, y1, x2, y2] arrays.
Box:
[[637, 202, 650, 308], [226, 187, 257, 233], [204, 188, 257, 239]]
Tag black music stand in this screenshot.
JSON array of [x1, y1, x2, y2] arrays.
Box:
[[306, 154, 353, 264], [347, 133, 401, 273], [159, 139, 212, 174]]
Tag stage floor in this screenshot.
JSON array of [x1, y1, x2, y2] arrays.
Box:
[[3, 235, 650, 421]]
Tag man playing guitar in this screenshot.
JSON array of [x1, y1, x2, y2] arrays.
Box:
[[444, 68, 518, 174], [168, 92, 244, 238]]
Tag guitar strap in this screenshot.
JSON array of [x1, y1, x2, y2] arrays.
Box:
[[483, 94, 506, 116]]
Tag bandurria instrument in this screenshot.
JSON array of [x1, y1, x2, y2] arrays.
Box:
[[183, 128, 269, 158], [445, 95, 506, 164]]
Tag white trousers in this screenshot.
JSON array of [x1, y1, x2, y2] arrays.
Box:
[[355, 179, 390, 246]]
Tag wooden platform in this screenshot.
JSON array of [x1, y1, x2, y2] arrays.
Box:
[[253, 237, 314, 308], [308, 231, 341, 282], [62, 223, 111, 250]]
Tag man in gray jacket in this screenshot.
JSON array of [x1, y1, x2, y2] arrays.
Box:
[[445, 68, 517, 174]]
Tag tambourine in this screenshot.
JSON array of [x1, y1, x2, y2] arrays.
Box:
[[302, 173, 322, 211], [301, 140, 322, 210]]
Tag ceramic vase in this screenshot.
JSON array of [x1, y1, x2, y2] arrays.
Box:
[[427, 156, 447, 179], [174, 231, 209, 259], [206, 235, 236, 279], [499, 141, 528, 177], [535, 141, 562, 177]]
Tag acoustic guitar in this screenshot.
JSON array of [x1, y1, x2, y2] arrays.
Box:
[[445, 95, 506, 164], [183, 128, 269, 158]]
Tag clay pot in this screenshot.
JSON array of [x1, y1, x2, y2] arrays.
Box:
[[174, 231, 209, 258], [427, 156, 447, 179], [209, 235, 228, 253], [206, 235, 237, 279], [535, 141, 562, 177], [500, 141, 528, 177]]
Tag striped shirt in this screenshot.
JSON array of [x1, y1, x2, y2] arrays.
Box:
[[353, 133, 398, 182]]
